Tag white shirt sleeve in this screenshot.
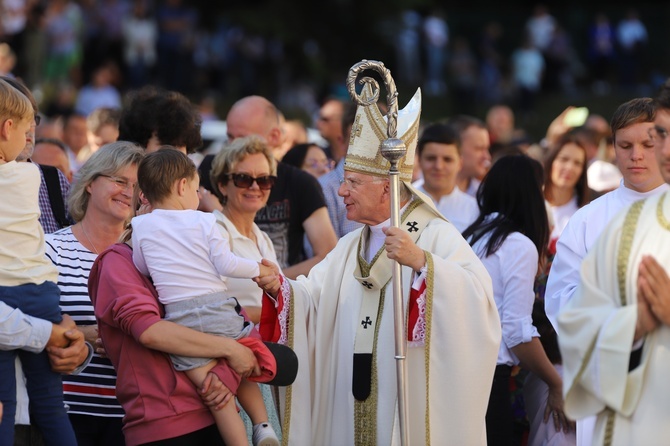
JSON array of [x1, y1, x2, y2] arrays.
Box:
[[0, 301, 52, 353], [131, 219, 150, 277], [208, 223, 260, 279], [499, 234, 539, 350], [545, 213, 587, 333]]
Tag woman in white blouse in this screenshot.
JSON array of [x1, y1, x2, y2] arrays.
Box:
[[205, 135, 282, 441], [462, 155, 571, 446]]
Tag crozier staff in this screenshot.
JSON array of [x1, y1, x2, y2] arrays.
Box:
[[255, 62, 501, 446]]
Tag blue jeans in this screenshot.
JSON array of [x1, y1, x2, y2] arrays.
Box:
[[0, 282, 77, 446]]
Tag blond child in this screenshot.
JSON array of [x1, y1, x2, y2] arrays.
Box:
[[131, 148, 279, 446], [0, 79, 77, 445]]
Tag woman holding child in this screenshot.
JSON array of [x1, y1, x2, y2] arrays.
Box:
[[89, 143, 279, 445]]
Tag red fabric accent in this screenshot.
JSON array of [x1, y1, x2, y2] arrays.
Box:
[[237, 337, 277, 383], [259, 276, 284, 343], [407, 280, 426, 341], [63, 384, 117, 396]]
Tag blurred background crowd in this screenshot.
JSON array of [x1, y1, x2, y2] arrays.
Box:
[[5, 2, 670, 445], [1, 0, 668, 141]]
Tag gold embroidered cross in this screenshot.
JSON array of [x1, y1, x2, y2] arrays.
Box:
[[349, 114, 363, 145]]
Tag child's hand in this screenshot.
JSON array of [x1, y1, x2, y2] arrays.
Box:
[[258, 262, 275, 279], [79, 324, 99, 346], [255, 259, 281, 297]]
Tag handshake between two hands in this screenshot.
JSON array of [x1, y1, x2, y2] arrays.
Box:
[[254, 259, 281, 297]]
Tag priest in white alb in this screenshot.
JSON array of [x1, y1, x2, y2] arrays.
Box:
[[545, 97, 668, 446], [255, 80, 501, 445], [558, 88, 670, 445]]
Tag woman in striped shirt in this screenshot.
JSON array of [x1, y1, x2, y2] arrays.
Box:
[[45, 141, 144, 446]]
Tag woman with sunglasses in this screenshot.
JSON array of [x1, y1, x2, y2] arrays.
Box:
[[208, 135, 283, 442], [44, 141, 144, 446]]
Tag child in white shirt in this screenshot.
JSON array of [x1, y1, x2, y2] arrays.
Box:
[[131, 147, 278, 446]]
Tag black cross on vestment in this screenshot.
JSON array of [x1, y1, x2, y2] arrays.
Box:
[[361, 280, 373, 289], [361, 316, 372, 329], [407, 221, 419, 233]]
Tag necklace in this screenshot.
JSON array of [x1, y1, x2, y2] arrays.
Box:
[[657, 192, 670, 231], [80, 221, 100, 254]]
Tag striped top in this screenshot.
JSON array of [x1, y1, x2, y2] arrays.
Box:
[[45, 227, 124, 418]]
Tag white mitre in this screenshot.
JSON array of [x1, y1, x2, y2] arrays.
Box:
[[343, 83, 421, 183]]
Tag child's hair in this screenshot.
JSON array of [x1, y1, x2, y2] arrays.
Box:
[[138, 147, 197, 205], [0, 78, 33, 123]]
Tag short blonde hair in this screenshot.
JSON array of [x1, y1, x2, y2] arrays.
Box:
[[210, 135, 277, 203], [0, 78, 33, 124], [68, 141, 144, 222]]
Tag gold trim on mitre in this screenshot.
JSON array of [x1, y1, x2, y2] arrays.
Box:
[[344, 84, 421, 182]]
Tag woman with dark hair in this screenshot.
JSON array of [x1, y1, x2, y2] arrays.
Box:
[[281, 143, 331, 178], [543, 132, 589, 244], [462, 155, 571, 446], [535, 131, 590, 305]]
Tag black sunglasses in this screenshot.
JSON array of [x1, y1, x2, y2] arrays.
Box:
[[226, 173, 277, 190]]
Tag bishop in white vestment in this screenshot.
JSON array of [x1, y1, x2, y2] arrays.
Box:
[[257, 78, 501, 445]]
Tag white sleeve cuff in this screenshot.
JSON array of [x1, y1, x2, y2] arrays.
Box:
[[411, 265, 427, 290]]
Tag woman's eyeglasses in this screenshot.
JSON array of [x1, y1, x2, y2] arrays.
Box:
[[226, 173, 277, 190], [99, 175, 137, 191]]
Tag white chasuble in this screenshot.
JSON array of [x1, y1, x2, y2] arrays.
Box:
[[260, 198, 501, 446], [559, 192, 670, 446]]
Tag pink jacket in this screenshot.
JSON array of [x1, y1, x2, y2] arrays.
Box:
[[89, 243, 241, 446]]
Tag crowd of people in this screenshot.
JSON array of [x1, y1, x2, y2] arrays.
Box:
[[0, 1, 661, 130], [2, 7, 670, 445]]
